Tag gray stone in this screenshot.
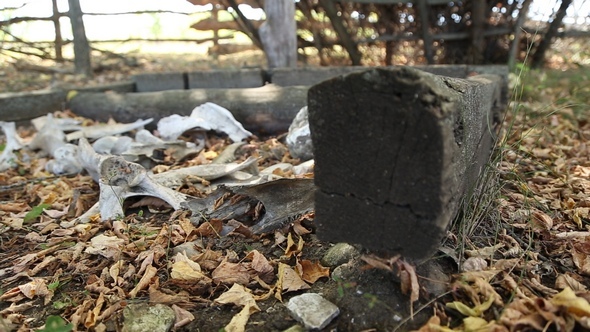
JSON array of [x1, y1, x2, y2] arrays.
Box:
[[122, 303, 175, 332], [188, 68, 263, 89], [286, 106, 313, 161], [321, 243, 360, 268], [330, 261, 358, 281], [308, 67, 504, 260], [133, 72, 185, 92], [286, 293, 340, 330]]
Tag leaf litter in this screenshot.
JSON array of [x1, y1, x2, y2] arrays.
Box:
[[0, 68, 588, 331]]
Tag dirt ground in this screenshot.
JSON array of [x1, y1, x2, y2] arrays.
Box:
[[1, 43, 590, 331]]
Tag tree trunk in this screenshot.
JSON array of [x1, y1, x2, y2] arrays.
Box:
[[508, 0, 532, 69], [531, 0, 572, 68], [319, 0, 362, 65], [52, 0, 63, 62], [259, 0, 297, 68], [68, 0, 92, 77]]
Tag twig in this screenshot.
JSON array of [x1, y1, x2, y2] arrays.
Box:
[[393, 291, 451, 332]]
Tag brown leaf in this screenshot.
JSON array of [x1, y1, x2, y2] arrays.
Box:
[[212, 259, 250, 285], [246, 250, 274, 283], [397, 260, 419, 306], [129, 265, 158, 298], [298, 259, 330, 284], [276, 262, 310, 300], [196, 219, 223, 237], [284, 233, 304, 258], [172, 304, 195, 329], [555, 273, 588, 292]]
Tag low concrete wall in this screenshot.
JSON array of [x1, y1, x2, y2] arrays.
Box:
[[0, 82, 135, 122]]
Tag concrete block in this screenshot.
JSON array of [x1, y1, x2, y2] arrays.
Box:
[[0, 90, 65, 122], [188, 69, 264, 89], [0, 81, 136, 123], [308, 67, 503, 260], [133, 72, 185, 92]]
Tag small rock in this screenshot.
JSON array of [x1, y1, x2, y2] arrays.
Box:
[[321, 242, 360, 268], [122, 303, 175, 332], [331, 261, 358, 281], [286, 106, 313, 161], [286, 293, 340, 330]]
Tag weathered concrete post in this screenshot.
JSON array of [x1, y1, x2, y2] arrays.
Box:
[[308, 67, 503, 260]]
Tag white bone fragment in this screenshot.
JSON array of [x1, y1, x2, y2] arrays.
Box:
[[45, 143, 82, 175], [31, 115, 81, 132], [66, 118, 153, 141], [92, 136, 133, 155], [78, 137, 108, 182], [157, 102, 252, 142], [152, 156, 260, 188], [97, 156, 198, 220], [0, 121, 25, 171]]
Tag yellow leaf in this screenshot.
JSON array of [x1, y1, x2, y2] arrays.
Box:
[[551, 287, 590, 317], [463, 316, 490, 331], [446, 295, 495, 317], [67, 90, 78, 101]]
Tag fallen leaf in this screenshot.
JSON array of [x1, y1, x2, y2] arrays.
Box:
[[212, 259, 250, 285], [298, 259, 330, 284], [17, 278, 49, 299], [397, 260, 420, 317], [171, 261, 209, 282], [555, 273, 588, 292], [284, 232, 304, 257], [447, 294, 495, 317], [246, 250, 274, 283], [85, 234, 125, 259], [276, 262, 310, 301], [172, 304, 195, 329], [214, 283, 260, 309], [129, 265, 157, 298]]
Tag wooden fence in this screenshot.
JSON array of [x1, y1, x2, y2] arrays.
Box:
[[1, 0, 589, 66]]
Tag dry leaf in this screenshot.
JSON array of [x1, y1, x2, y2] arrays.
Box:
[[171, 261, 209, 282], [212, 259, 250, 285], [172, 304, 195, 329], [284, 233, 304, 257], [246, 250, 274, 283], [85, 234, 125, 259], [276, 262, 310, 299], [555, 273, 587, 292], [129, 265, 157, 298], [298, 259, 330, 284]]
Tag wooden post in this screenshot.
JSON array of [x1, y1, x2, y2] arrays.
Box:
[[470, 0, 486, 64], [417, 0, 434, 64], [259, 0, 298, 68], [51, 0, 63, 62], [68, 0, 92, 77]]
